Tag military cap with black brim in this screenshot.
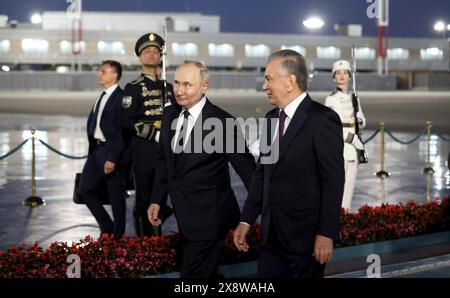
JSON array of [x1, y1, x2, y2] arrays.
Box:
[[134, 33, 165, 56]]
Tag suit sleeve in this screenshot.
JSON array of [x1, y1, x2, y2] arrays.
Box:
[[225, 118, 256, 190], [239, 111, 275, 226], [314, 110, 345, 241], [240, 157, 263, 225], [150, 114, 170, 206], [107, 89, 126, 164]]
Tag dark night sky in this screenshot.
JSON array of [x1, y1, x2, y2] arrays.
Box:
[[1, 0, 450, 37]]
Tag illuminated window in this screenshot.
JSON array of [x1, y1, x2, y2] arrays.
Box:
[[245, 44, 270, 58], [317, 46, 341, 59], [387, 48, 409, 60], [281, 45, 306, 56], [0, 40, 10, 53], [97, 41, 125, 55], [355, 47, 375, 60], [60, 40, 86, 54], [420, 47, 443, 60], [208, 43, 234, 57], [172, 43, 198, 56], [21, 38, 49, 54]]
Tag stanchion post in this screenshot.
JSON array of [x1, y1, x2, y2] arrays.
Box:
[[423, 121, 435, 175], [376, 122, 390, 179], [23, 129, 45, 207]]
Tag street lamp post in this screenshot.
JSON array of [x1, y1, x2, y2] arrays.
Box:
[[303, 16, 325, 31], [30, 13, 42, 25], [434, 20, 448, 38], [433, 20, 450, 69]]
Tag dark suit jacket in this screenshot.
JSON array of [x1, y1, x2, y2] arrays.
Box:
[[241, 94, 345, 255], [87, 86, 126, 165], [151, 98, 256, 241]]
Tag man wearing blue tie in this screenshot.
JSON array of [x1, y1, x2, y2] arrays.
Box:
[[79, 60, 127, 240]]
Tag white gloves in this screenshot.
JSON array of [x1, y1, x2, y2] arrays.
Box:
[[134, 122, 157, 141], [346, 132, 364, 150], [352, 135, 364, 150]]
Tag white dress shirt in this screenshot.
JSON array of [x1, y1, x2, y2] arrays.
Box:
[[172, 96, 207, 151], [93, 84, 118, 141], [241, 92, 307, 227], [272, 92, 307, 142]]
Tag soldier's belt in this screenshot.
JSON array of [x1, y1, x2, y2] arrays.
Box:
[[134, 121, 161, 141], [342, 123, 355, 128], [141, 120, 162, 129]]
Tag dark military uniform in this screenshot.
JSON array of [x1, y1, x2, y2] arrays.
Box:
[[122, 32, 175, 237], [122, 74, 175, 237]]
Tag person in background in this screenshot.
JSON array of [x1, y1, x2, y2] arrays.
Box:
[[324, 60, 366, 211], [121, 33, 175, 237], [79, 60, 127, 240]]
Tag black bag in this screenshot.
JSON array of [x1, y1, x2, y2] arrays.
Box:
[[73, 173, 110, 205], [357, 149, 368, 164]]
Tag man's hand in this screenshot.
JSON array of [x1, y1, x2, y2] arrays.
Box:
[[312, 235, 333, 264], [233, 223, 251, 252], [104, 161, 115, 175], [147, 203, 161, 227]]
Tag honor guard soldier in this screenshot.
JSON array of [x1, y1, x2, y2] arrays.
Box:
[[122, 33, 175, 237], [324, 60, 366, 211]]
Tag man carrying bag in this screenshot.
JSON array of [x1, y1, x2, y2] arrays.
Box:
[[77, 60, 128, 240]]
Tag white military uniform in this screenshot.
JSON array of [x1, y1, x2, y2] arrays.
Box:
[[325, 88, 366, 211]]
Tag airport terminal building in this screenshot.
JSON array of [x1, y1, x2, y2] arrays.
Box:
[[0, 11, 449, 90]]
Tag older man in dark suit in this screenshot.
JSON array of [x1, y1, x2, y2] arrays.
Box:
[[79, 60, 127, 240], [148, 60, 255, 278], [234, 50, 345, 278]]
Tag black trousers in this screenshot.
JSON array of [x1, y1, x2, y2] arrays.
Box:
[[180, 235, 226, 279], [79, 144, 126, 240], [131, 137, 158, 218], [258, 223, 325, 278], [130, 137, 173, 236]]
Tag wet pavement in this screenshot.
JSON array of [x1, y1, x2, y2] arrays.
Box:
[[0, 112, 449, 251]]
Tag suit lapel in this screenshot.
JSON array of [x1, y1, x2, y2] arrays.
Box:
[[166, 104, 181, 173], [261, 109, 278, 176], [271, 95, 312, 174], [98, 86, 119, 129], [174, 98, 214, 173]]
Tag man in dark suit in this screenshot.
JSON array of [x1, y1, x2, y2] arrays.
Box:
[[147, 60, 255, 278], [79, 60, 127, 240], [233, 50, 345, 278]]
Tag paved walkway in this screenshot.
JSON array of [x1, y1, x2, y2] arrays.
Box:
[[0, 112, 449, 251]]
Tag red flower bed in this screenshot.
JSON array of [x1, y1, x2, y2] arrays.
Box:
[[338, 197, 450, 247], [0, 234, 178, 278], [1, 197, 449, 277]]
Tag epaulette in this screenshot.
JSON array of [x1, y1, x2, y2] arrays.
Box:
[[131, 75, 145, 85]]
